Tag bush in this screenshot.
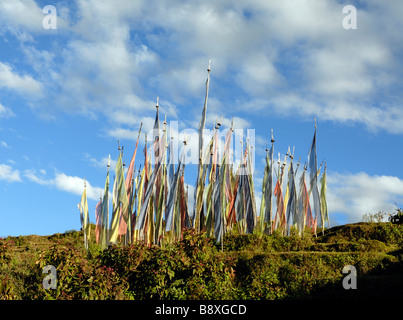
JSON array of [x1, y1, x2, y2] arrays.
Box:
[[100, 229, 237, 299], [0, 274, 19, 300], [25, 245, 129, 300], [373, 224, 403, 245], [1, 222, 402, 300], [235, 254, 286, 299], [0, 240, 11, 265], [99, 229, 236, 300], [223, 228, 315, 253]]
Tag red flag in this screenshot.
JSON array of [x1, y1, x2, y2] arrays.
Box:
[[274, 179, 285, 232], [119, 124, 142, 237], [125, 123, 142, 196]]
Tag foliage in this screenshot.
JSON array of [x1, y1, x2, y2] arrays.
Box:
[[235, 254, 286, 299], [222, 228, 315, 253], [0, 222, 402, 300], [0, 239, 11, 265], [99, 229, 236, 299], [25, 245, 129, 300]]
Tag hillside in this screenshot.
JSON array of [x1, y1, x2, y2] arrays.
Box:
[[1, 222, 402, 300]]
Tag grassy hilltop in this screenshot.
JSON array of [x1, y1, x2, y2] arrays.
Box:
[[1, 222, 402, 300]]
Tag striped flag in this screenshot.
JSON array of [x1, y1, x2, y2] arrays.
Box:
[[78, 186, 90, 251], [137, 131, 167, 236], [285, 160, 297, 235], [274, 157, 287, 234], [95, 199, 102, 244], [109, 152, 129, 243], [155, 121, 167, 245], [320, 163, 329, 230], [165, 142, 183, 234], [308, 126, 322, 234], [101, 168, 109, 249], [121, 123, 142, 241], [194, 61, 211, 232], [260, 142, 274, 233]]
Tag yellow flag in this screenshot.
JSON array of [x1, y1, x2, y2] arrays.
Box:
[[109, 163, 120, 243]]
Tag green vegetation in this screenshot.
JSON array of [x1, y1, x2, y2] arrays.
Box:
[[1, 222, 402, 300]]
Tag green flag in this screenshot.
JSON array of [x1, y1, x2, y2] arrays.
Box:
[[320, 163, 329, 230]]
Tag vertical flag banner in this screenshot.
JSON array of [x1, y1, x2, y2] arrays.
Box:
[[101, 167, 109, 249], [95, 198, 102, 244], [77, 63, 329, 250], [78, 185, 90, 251], [308, 125, 322, 234]]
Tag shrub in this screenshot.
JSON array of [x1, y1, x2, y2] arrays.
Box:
[[2, 223, 402, 300], [235, 254, 286, 300], [25, 245, 129, 300], [0, 240, 11, 265], [0, 274, 19, 300], [98, 243, 148, 276], [104, 229, 237, 300], [373, 224, 403, 245]]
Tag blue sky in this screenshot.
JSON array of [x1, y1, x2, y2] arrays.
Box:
[[1, 0, 403, 236]]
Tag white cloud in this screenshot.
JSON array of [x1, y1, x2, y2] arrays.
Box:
[[24, 169, 103, 201], [107, 127, 144, 142], [236, 54, 284, 95], [305, 39, 393, 97], [0, 0, 43, 35], [238, 94, 403, 134], [84, 153, 117, 170], [0, 164, 21, 182], [327, 172, 403, 223], [0, 102, 15, 119], [0, 62, 42, 95], [0, 0, 70, 40], [204, 113, 252, 131], [23, 169, 48, 185], [2, 0, 403, 136], [1, 141, 9, 148], [53, 172, 103, 201]]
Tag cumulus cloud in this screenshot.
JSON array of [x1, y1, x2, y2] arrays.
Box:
[[0, 0, 69, 40], [0, 164, 22, 183], [53, 172, 103, 201], [327, 172, 403, 223], [24, 169, 103, 201], [0, 62, 42, 95], [84, 153, 117, 171], [2, 0, 402, 135], [0, 0, 43, 39]]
